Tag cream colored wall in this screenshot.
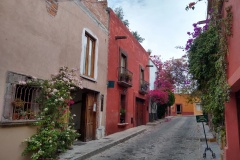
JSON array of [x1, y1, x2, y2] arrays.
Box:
[[0, 126, 36, 160], [193, 103, 203, 115], [0, 0, 108, 159]]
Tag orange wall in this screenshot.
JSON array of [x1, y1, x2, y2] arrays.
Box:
[[172, 94, 195, 116]]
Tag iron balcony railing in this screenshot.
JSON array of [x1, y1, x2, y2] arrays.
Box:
[[118, 67, 133, 87], [139, 80, 149, 94]]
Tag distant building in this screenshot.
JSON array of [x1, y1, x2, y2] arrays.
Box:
[[149, 58, 158, 122], [171, 94, 202, 116]]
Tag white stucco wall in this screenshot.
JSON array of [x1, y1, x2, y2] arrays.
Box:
[[149, 59, 158, 90]]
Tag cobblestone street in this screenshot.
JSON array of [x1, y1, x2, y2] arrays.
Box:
[[87, 116, 203, 160]]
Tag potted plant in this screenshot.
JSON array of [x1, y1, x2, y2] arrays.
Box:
[[119, 72, 127, 81], [120, 108, 126, 123], [19, 111, 27, 119], [12, 99, 25, 120], [141, 82, 148, 91], [27, 111, 35, 119], [12, 98, 25, 108], [12, 113, 19, 120], [125, 73, 132, 82]]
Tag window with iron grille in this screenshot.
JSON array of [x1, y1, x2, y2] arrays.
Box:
[[2, 72, 40, 122]]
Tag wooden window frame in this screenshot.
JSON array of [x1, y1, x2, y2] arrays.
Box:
[[83, 32, 96, 78], [119, 48, 128, 70], [140, 66, 144, 82]]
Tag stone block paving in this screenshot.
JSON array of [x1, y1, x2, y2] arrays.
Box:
[[59, 116, 222, 160]]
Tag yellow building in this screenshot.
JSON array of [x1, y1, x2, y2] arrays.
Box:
[[171, 94, 203, 116]]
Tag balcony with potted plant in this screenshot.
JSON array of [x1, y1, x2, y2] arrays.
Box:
[[118, 67, 133, 88], [139, 80, 149, 94]]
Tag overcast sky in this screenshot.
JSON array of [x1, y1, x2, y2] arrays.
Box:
[[108, 0, 208, 61]]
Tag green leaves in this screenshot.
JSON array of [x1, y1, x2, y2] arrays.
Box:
[[22, 67, 81, 159], [188, 26, 229, 129]]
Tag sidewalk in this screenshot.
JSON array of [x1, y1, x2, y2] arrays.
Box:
[[196, 122, 223, 160], [59, 116, 222, 160], [59, 125, 148, 160]]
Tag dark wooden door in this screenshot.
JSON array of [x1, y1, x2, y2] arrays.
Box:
[[136, 98, 144, 126], [236, 91, 240, 146], [176, 104, 182, 114], [85, 93, 96, 141]]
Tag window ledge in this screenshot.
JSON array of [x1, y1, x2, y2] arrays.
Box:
[[80, 75, 96, 82], [117, 123, 128, 127], [0, 120, 37, 127]]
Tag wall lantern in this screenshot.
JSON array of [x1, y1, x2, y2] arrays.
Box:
[[115, 36, 127, 40], [146, 65, 153, 67]]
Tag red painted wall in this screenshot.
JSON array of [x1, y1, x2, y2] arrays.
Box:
[[225, 93, 240, 160], [106, 9, 149, 135], [224, 0, 240, 159]]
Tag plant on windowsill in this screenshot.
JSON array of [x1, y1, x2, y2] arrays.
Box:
[[12, 99, 25, 120], [120, 108, 126, 123], [120, 72, 132, 83], [140, 82, 148, 91], [12, 98, 25, 108], [19, 111, 27, 120]]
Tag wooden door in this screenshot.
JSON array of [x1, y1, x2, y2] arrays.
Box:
[[236, 91, 240, 146], [85, 93, 96, 141], [136, 98, 144, 126]]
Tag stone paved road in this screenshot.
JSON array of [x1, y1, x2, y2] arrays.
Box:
[[87, 116, 203, 160]]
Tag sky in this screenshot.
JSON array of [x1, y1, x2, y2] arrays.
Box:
[[107, 0, 208, 61]]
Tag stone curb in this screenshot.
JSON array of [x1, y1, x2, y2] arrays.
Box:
[[74, 128, 147, 160], [200, 137, 216, 142]]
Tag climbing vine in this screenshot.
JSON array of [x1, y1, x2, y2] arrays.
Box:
[[22, 67, 83, 160], [186, 0, 233, 130]]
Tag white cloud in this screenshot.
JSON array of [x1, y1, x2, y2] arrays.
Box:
[[108, 0, 207, 61]]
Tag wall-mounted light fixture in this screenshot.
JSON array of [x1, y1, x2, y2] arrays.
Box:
[[115, 36, 127, 40], [146, 65, 153, 67]]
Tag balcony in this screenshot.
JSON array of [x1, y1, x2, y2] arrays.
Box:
[[117, 67, 133, 88], [139, 80, 149, 94]]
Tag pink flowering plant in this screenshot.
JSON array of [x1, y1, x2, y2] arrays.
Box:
[[149, 90, 169, 105], [22, 67, 83, 160]]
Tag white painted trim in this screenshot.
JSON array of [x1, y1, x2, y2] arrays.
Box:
[[80, 28, 99, 81]]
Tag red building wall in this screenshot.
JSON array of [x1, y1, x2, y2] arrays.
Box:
[[224, 0, 240, 159], [106, 9, 150, 135]]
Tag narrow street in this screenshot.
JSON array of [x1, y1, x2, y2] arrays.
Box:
[[87, 116, 203, 160]]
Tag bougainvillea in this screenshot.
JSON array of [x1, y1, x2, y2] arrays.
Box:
[[185, 0, 233, 131], [185, 19, 210, 51], [149, 55, 191, 105], [149, 89, 169, 104]]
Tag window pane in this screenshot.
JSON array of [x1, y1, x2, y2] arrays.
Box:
[[141, 69, 144, 81], [83, 35, 88, 75], [83, 33, 95, 78], [120, 54, 126, 73], [88, 40, 93, 76]]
